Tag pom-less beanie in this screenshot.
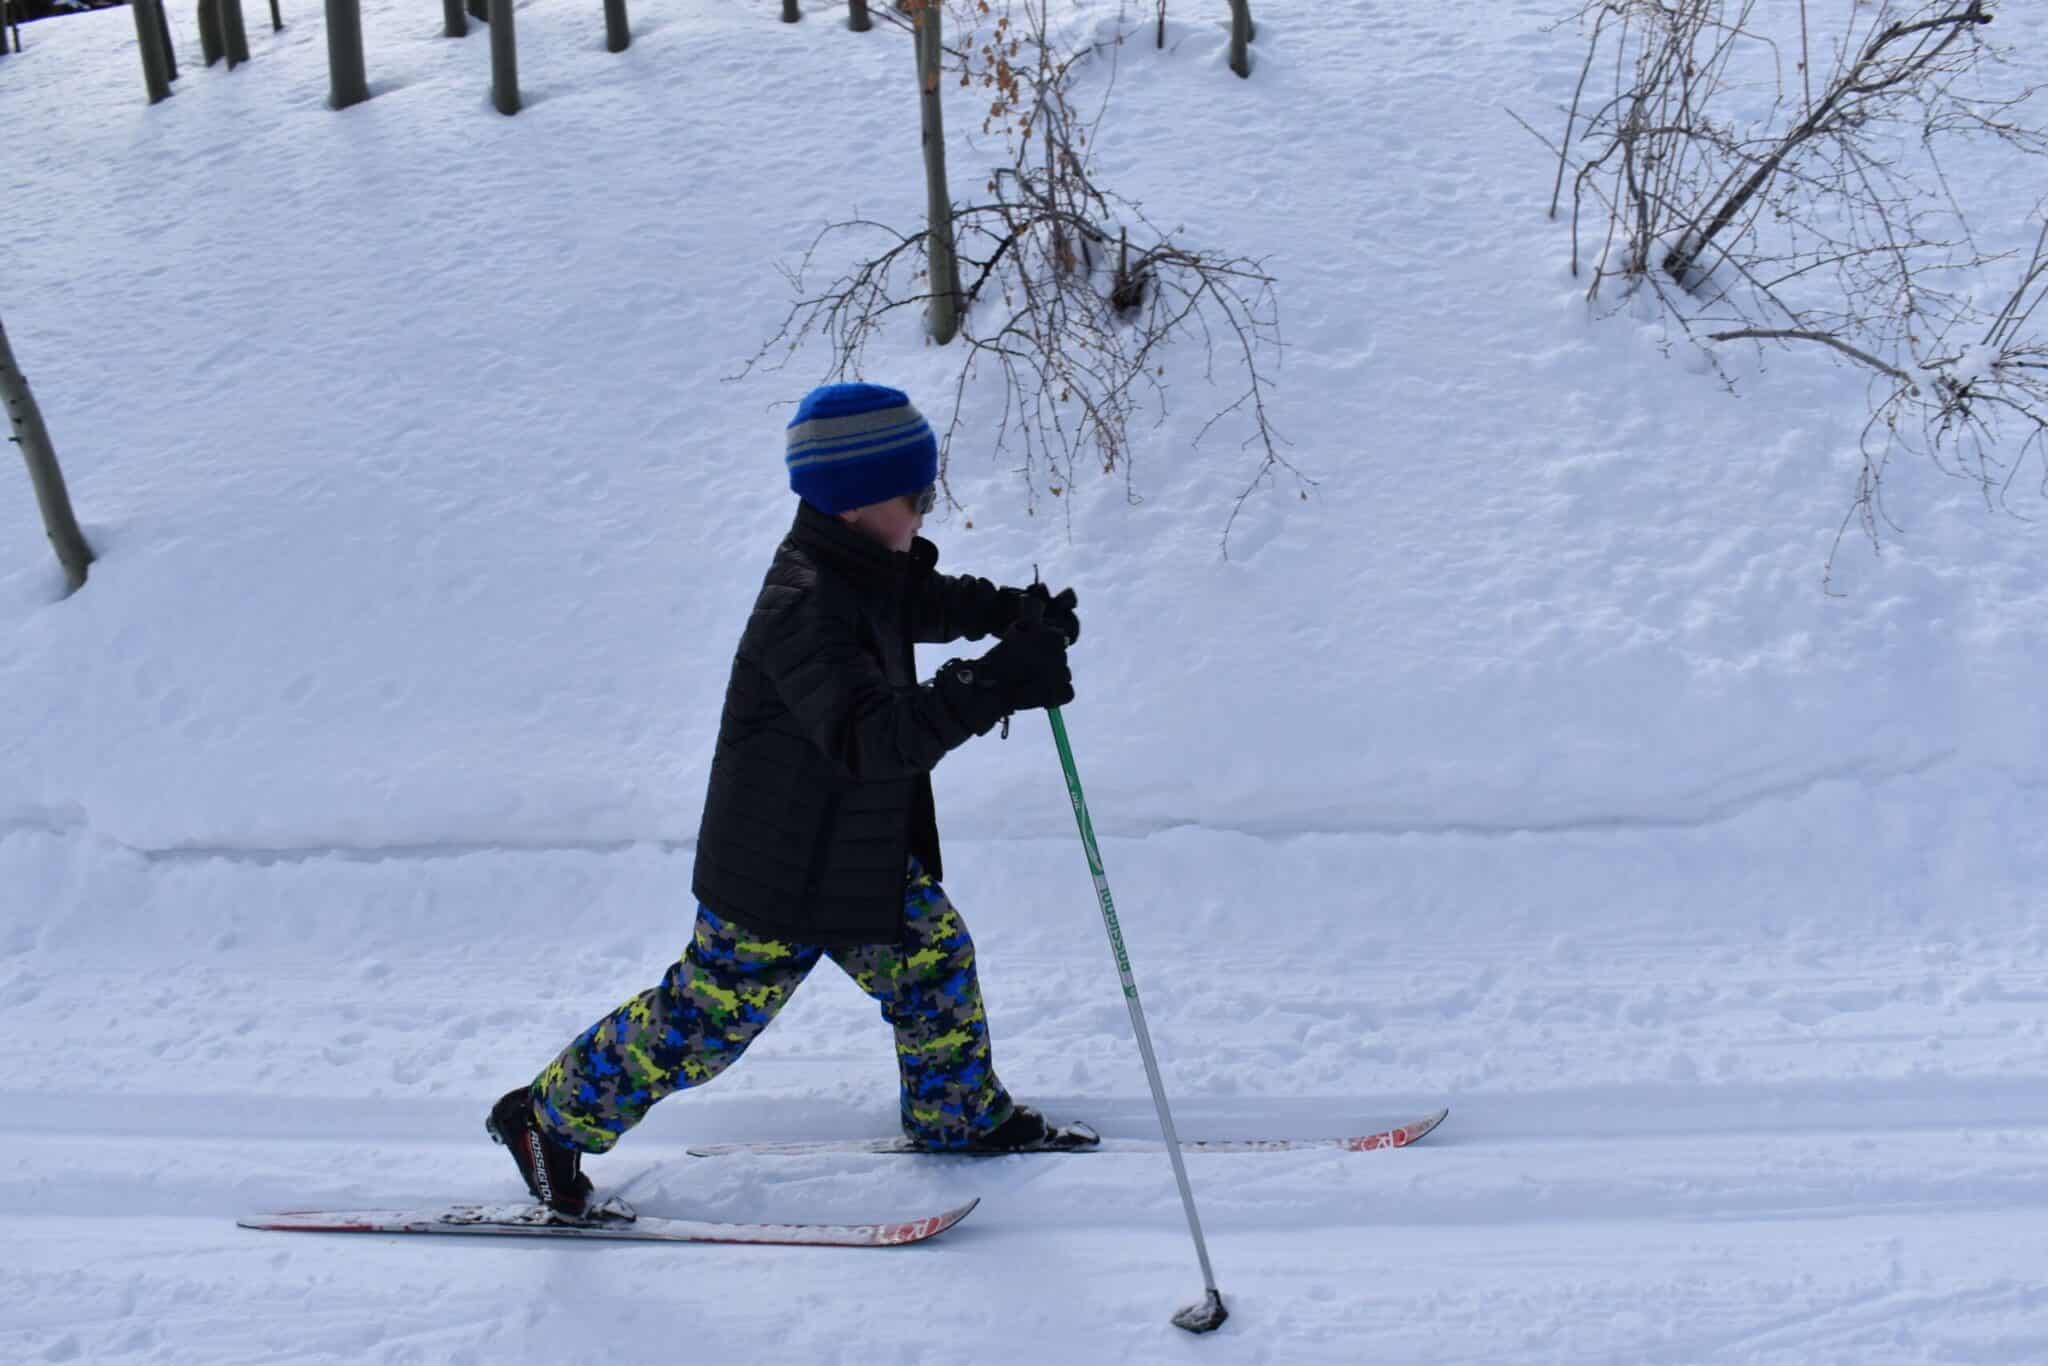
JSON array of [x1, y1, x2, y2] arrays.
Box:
[[785, 382, 940, 514]]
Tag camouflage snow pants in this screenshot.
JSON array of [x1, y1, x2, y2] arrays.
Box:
[[530, 858, 1015, 1154]]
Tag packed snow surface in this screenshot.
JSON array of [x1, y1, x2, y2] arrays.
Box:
[[4, 0, 2047, 1361]]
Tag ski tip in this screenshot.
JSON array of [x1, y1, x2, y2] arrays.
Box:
[[237, 1212, 316, 1230], [237, 1213, 376, 1234], [874, 1197, 980, 1246], [1391, 1108, 1450, 1146]]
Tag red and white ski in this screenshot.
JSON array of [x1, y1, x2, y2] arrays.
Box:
[[237, 1197, 977, 1248], [685, 1108, 1449, 1158]]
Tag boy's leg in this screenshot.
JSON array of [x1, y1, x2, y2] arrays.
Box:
[[531, 908, 822, 1152], [832, 859, 1017, 1148]]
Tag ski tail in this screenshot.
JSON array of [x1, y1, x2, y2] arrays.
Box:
[[236, 1198, 979, 1248]]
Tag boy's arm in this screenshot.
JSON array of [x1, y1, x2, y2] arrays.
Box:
[[908, 570, 1007, 645], [911, 573, 1082, 647], [758, 587, 1006, 780]]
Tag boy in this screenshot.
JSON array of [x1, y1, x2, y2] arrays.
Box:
[[488, 381, 1083, 1215]]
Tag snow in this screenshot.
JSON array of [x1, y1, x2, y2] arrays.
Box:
[[4, 0, 2048, 1361]]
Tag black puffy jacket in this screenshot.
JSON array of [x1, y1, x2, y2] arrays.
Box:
[[690, 501, 1013, 945]]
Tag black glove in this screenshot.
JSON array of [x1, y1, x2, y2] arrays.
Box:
[[996, 583, 1081, 646], [945, 618, 1075, 720]]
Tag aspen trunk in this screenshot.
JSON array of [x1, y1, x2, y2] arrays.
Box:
[[1, 318, 95, 595], [158, 0, 179, 78], [197, 0, 224, 66], [134, 0, 173, 99], [911, 1, 962, 344], [221, 0, 251, 66], [325, 0, 369, 108], [489, 0, 519, 115]]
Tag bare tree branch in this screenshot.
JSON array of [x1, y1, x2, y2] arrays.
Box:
[[736, 0, 1297, 553], [1516, 1, 2047, 569]]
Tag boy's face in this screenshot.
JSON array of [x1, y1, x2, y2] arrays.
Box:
[[839, 490, 928, 553]]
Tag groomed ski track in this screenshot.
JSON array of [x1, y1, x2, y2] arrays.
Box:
[[8, 824, 2048, 1363]]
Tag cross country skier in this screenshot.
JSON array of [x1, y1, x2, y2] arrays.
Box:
[[488, 382, 1084, 1216]]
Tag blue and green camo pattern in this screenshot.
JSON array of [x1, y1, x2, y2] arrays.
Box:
[[530, 858, 1015, 1153]]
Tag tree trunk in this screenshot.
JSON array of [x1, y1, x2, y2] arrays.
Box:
[[489, 0, 519, 115], [158, 0, 179, 79], [134, 0, 173, 99], [603, 0, 629, 52], [910, 1, 962, 344], [325, 0, 369, 108], [848, 0, 869, 31], [1227, 0, 1251, 78], [442, 0, 465, 36], [197, 0, 224, 66], [781, 0, 798, 22], [221, 0, 250, 66], [268, 0, 282, 32], [467, 0, 485, 22], [1, 318, 95, 595]]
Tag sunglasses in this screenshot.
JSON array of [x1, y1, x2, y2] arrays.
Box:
[[908, 485, 937, 515]]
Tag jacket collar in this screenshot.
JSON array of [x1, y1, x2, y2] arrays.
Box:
[[789, 500, 937, 592]]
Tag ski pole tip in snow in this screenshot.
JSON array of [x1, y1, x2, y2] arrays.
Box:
[[1172, 1289, 1229, 1335]]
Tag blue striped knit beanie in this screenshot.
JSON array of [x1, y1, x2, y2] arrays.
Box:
[[785, 382, 939, 514]]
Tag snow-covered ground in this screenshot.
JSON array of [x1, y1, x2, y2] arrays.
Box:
[[5, 0, 2047, 1361]]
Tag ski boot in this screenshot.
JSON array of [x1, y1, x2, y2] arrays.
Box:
[[487, 1087, 596, 1219]]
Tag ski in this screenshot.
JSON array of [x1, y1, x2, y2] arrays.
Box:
[[237, 1196, 977, 1248], [686, 1107, 1448, 1158]]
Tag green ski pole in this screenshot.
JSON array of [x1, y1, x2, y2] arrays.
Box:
[[1047, 705, 1228, 1335]]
